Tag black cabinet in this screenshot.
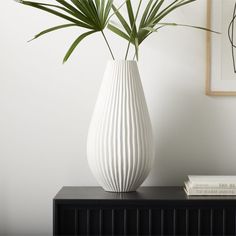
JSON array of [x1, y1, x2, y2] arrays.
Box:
[[53, 187, 236, 235]]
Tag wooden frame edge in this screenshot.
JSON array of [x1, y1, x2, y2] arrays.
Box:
[[206, 0, 236, 96]]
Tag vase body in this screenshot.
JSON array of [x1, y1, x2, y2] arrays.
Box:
[[87, 60, 154, 192]]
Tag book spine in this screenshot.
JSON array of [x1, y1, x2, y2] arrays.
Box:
[[189, 183, 236, 188], [188, 188, 236, 195]]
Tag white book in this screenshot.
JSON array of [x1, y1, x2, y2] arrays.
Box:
[[188, 175, 236, 188], [185, 181, 236, 190], [185, 187, 236, 196]]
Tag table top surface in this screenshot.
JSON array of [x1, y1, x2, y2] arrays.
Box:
[[54, 186, 236, 201]]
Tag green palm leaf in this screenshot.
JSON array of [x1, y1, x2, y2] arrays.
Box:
[[144, 0, 164, 27], [100, 0, 106, 24], [153, 0, 197, 25], [111, 4, 131, 35], [139, 0, 198, 44], [28, 23, 77, 42], [139, 0, 154, 28], [104, 0, 113, 24], [21, 1, 93, 29], [63, 30, 96, 63], [107, 24, 130, 42], [17, 0, 218, 62], [125, 0, 142, 60], [55, 0, 94, 26], [17, 0, 116, 61], [126, 0, 137, 35], [55, 0, 83, 16], [156, 22, 220, 34]]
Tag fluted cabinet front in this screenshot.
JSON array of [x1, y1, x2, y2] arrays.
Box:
[[87, 60, 154, 192]]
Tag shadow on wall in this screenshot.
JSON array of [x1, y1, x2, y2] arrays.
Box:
[[146, 88, 236, 186]]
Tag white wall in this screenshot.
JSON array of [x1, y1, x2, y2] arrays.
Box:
[[1, 0, 236, 235]]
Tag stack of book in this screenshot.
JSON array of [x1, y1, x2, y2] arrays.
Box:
[[184, 175, 236, 196]]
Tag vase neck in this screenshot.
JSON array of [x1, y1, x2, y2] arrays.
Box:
[[107, 60, 137, 67]]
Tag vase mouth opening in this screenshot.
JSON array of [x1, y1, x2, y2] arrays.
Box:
[[107, 59, 137, 64]]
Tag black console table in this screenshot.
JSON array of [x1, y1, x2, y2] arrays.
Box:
[[53, 186, 236, 236]]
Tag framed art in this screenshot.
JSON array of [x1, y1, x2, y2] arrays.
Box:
[[206, 0, 236, 96]]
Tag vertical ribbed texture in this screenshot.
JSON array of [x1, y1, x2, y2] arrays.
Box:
[[58, 207, 236, 235], [87, 60, 154, 192]]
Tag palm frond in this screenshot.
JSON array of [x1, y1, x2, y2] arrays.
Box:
[[142, 0, 165, 28], [138, 0, 198, 44], [107, 23, 130, 41], [139, 0, 154, 29], [18, 0, 115, 61], [63, 30, 96, 63], [156, 22, 220, 34], [21, 1, 93, 28], [17, 0, 217, 62], [126, 0, 137, 36], [111, 4, 131, 36], [152, 0, 197, 25], [28, 23, 78, 42], [103, 0, 113, 24], [125, 0, 142, 59]]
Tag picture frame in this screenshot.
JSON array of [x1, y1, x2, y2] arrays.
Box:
[[206, 0, 236, 96]]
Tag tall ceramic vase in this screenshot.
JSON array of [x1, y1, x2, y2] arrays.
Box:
[[87, 60, 154, 192]]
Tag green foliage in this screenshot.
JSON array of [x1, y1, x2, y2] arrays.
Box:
[[17, 0, 217, 62], [19, 0, 114, 62], [109, 0, 218, 59]]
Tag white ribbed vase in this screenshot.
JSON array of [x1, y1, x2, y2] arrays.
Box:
[[87, 60, 154, 192]]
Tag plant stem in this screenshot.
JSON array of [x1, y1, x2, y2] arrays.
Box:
[[101, 31, 115, 60], [125, 0, 142, 60]]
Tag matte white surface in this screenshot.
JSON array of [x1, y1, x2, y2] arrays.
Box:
[[87, 61, 154, 192], [1, 0, 236, 235]]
